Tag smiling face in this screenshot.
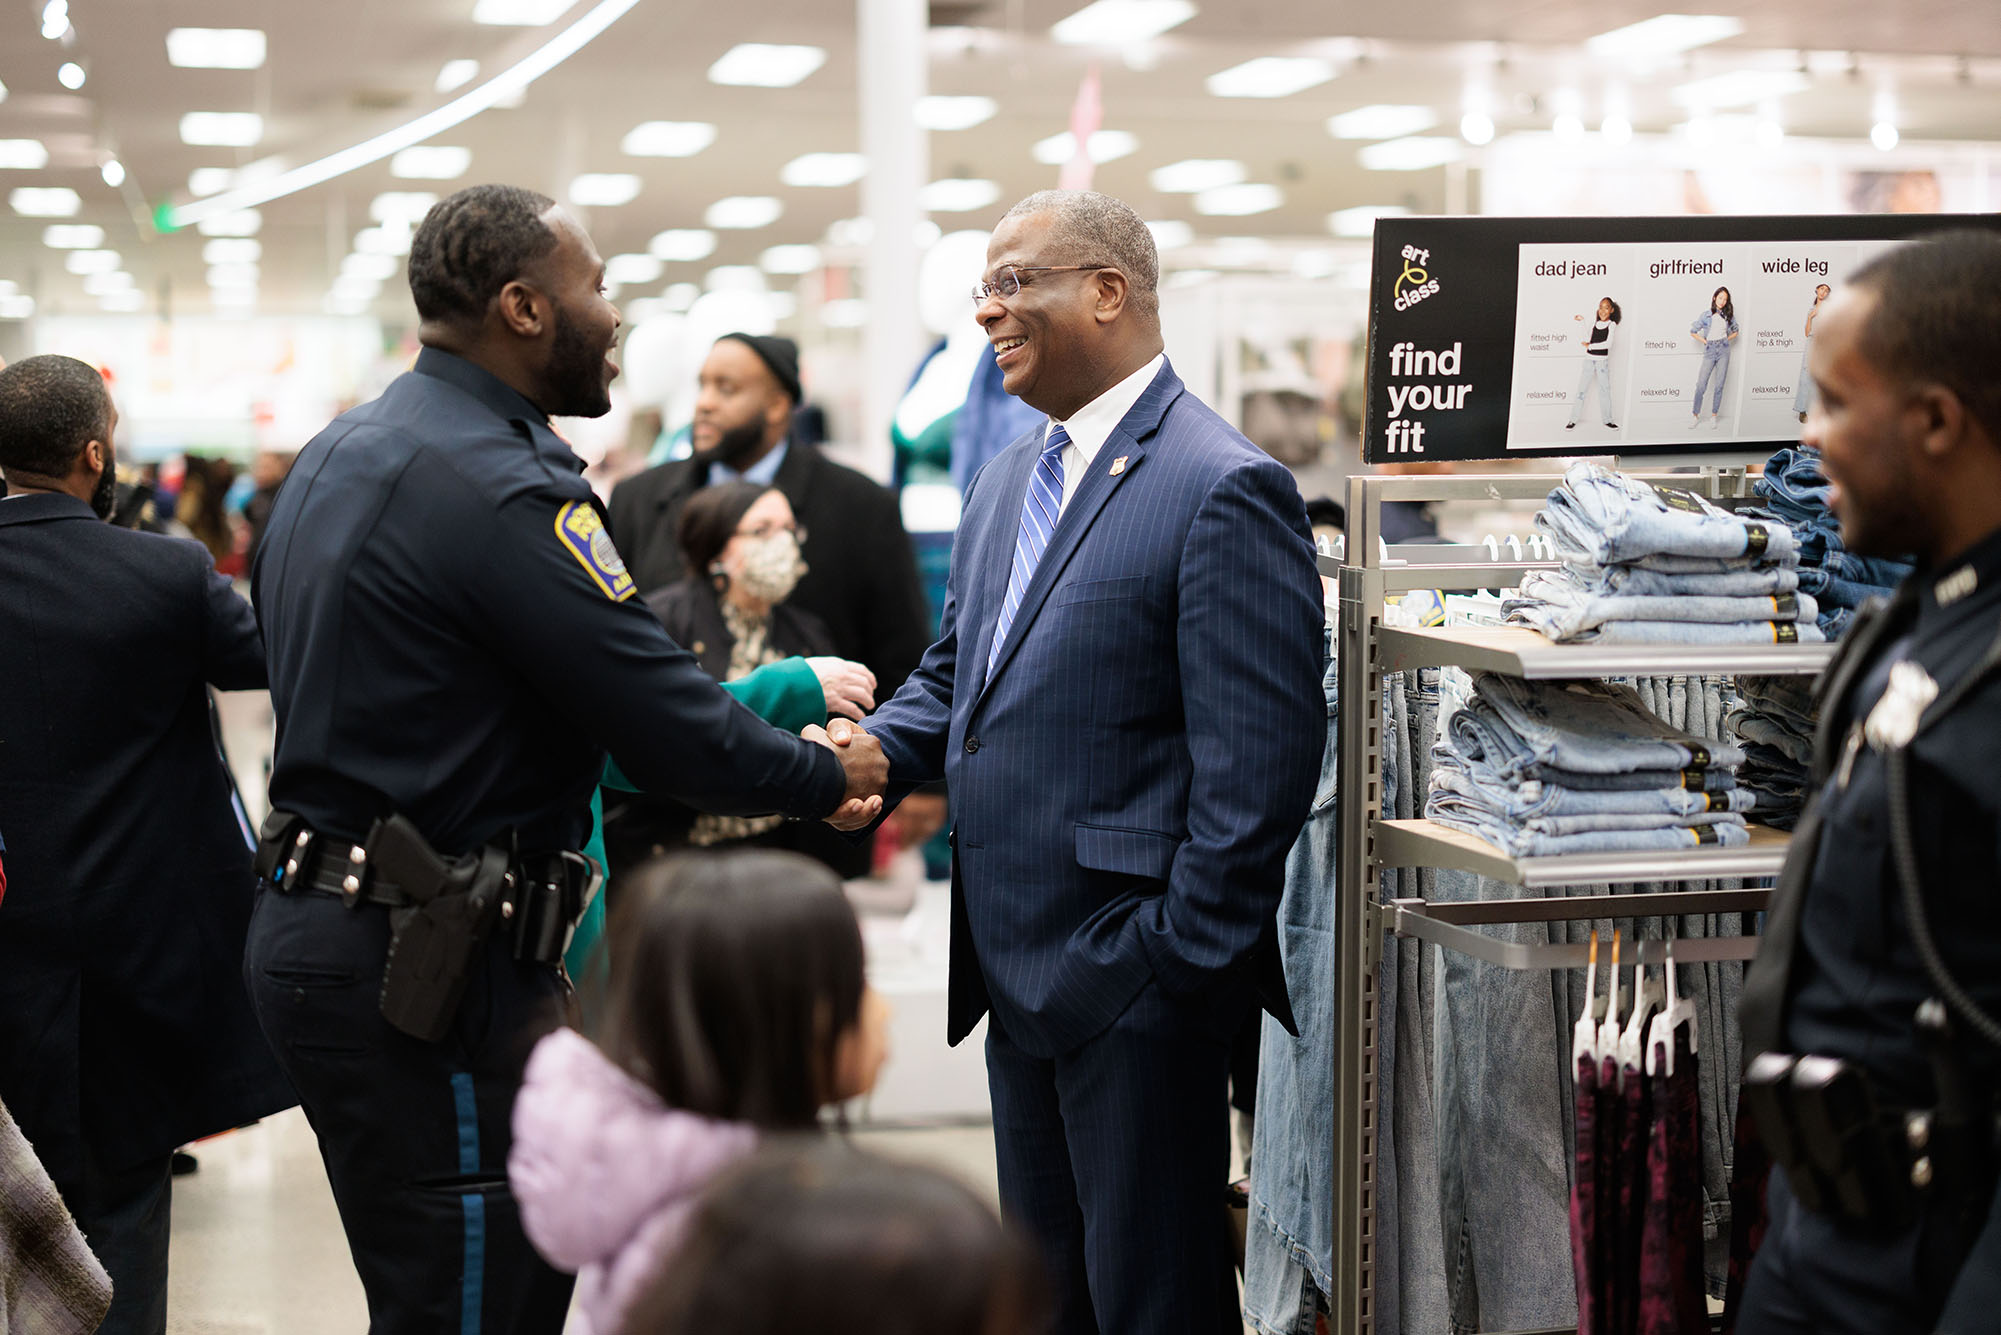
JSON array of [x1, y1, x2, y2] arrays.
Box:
[[1802, 285, 1930, 558], [975, 210, 1110, 419], [529, 207, 622, 418], [1815, 283, 1832, 302], [1596, 298, 1614, 320], [1713, 287, 1731, 312]]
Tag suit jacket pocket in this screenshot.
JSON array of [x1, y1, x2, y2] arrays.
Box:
[[1074, 822, 1179, 880], [1053, 575, 1147, 606]]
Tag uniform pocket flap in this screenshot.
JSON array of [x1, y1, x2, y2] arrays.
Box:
[[1074, 823, 1179, 879]]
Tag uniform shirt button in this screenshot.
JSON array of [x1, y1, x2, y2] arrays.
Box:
[[965, 736, 981, 753]]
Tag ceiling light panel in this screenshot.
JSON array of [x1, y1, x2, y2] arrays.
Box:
[[1193, 183, 1282, 216], [98, 290, 146, 311], [664, 282, 700, 310], [708, 44, 827, 88], [180, 113, 264, 147], [621, 121, 716, 157], [781, 153, 868, 188], [100, 160, 124, 187], [189, 167, 236, 197], [605, 253, 663, 285], [1328, 105, 1439, 140], [10, 187, 81, 217], [1146, 220, 1194, 250], [83, 271, 134, 294], [0, 140, 50, 169], [705, 196, 783, 229], [1587, 14, 1745, 58], [57, 63, 85, 90], [203, 238, 262, 265], [43, 224, 102, 248], [196, 209, 262, 236], [370, 192, 438, 224], [0, 295, 35, 320], [354, 225, 414, 256], [916, 96, 997, 131], [207, 263, 261, 289], [1671, 69, 1810, 109], [436, 59, 480, 93], [1329, 204, 1410, 237], [1358, 136, 1464, 170], [341, 253, 400, 282], [921, 178, 1001, 212], [649, 228, 717, 261], [1206, 57, 1334, 99], [64, 249, 121, 274], [166, 28, 267, 69], [473, 0, 576, 24], [761, 244, 822, 274], [1032, 130, 1138, 166], [1051, 0, 1195, 45], [391, 146, 472, 179], [568, 173, 641, 206], [1150, 159, 1245, 193]]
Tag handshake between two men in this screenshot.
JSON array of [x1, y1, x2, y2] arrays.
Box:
[[804, 716, 889, 833]]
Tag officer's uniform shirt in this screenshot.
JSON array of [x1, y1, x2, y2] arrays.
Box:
[[255, 347, 844, 857], [1783, 524, 2001, 1107]]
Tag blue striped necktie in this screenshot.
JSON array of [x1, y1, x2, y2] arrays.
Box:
[[988, 425, 1069, 678]]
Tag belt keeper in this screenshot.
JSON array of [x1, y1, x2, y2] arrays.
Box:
[[281, 828, 313, 888]]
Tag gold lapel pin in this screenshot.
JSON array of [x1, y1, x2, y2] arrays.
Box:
[[1110, 455, 1129, 476]]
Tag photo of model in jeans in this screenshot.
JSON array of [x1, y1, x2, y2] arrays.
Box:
[[1564, 297, 1622, 431], [1794, 283, 1831, 422], [1687, 285, 1739, 430]]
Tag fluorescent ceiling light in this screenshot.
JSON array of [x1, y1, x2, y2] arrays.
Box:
[[1293, 250, 1342, 279], [761, 243, 822, 274], [605, 253, 663, 284], [822, 298, 868, 328], [1602, 115, 1635, 145], [1460, 111, 1496, 145], [180, 113, 263, 147], [1193, 183, 1282, 216], [341, 253, 400, 281], [621, 297, 665, 325], [196, 209, 262, 236], [1588, 14, 1745, 58], [1872, 121, 1899, 151], [781, 152, 868, 188], [1146, 219, 1194, 250], [392, 146, 473, 179], [0, 295, 35, 320], [43, 224, 103, 248], [167, 0, 641, 231], [1672, 69, 1809, 109], [705, 265, 765, 292], [1031, 129, 1138, 166], [708, 43, 826, 88], [436, 59, 480, 93], [621, 121, 716, 157], [326, 294, 374, 315], [1554, 113, 1587, 142], [354, 225, 413, 256], [1328, 104, 1438, 140], [57, 63, 85, 90], [207, 263, 261, 289], [1358, 136, 1464, 170], [1150, 159, 1245, 193], [98, 289, 146, 312], [0, 280, 17, 295], [916, 96, 997, 131], [11, 187, 80, 217], [473, 0, 575, 23], [83, 271, 134, 294], [568, 173, 641, 207], [64, 249, 122, 274], [370, 192, 437, 224], [0, 139, 49, 169], [211, 291, 258, 311], [204, 239, 261, 265], [649, 228, 717, 261], [1328, 204, 1409, 237], [1206, 57, 1334, 99], [166, 28, 267, 69], [705, 196, 783, 229], [921, 178, 1001, 212], [41, 0, 66, 41], [189, 167, 236, 196], [332, 273, 382, 300], [766, 291, 798, 321], [101, 160, 124, 187], [663, 282, 700, 310], [1051, 0, 1195, 46]]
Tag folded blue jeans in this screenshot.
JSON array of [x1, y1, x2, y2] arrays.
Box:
[[1453, 674, 1744, 778], [1425, 806, 1750, 857], [1540, 463, 1797, 566], [1556, 619, 1826, 647], [1430, 763, 1751, 821], [1575, 563, 1801, 599], [1503, 570, 1817, 640]]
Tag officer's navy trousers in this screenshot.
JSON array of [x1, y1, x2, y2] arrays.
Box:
[[244, 886, 574, 1335]]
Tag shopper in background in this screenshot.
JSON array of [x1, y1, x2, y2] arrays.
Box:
[[240, 448, 294, 572], [840, 189, 1325, 1334], [1737, 230, 2001, 1334], [249, 184, 885, 1335], [509, 851, 890, 1335], [0, 354, 295, 1335], [622, 1141, 1045, 1335]]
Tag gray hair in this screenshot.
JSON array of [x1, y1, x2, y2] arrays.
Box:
[[1001, 189, 1159, 322]]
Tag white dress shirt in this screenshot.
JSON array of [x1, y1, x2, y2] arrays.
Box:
[[1044, 353, 1165, 514]]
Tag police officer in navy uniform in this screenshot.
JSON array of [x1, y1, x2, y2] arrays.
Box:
[[247, 184, 886, 1334], [1738, 230, 2001, 1333]]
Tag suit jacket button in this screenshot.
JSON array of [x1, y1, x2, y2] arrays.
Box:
[[964, 737, 981, 753]]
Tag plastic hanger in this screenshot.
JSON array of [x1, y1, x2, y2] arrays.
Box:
[[1646, 935, 1698, 1077], [1572, 928, 1602, 1068], [1618, 946, 1666, 1078], [1596, 928, 1625, 1062], [1503, 533, 1525, 562]]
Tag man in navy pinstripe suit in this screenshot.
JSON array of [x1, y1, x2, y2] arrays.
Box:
[[847, 191, 1326, 1332]]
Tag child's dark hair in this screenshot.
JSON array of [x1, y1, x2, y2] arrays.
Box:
[[1599, 296, 1623, 324], [601, 851, 864, 1129], [620, 1141, 1047, 1335]]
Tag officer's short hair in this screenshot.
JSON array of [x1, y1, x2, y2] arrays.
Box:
[[1849, 230, 2001, 444], [1000, 189, 1160, 322], [407, 184, 560, 325], [0, 354, 109, 479]]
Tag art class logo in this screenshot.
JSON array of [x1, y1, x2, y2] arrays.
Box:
[[1392, 243, 1442, 312]]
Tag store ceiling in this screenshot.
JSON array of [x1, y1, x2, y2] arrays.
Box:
[[1, 0, 1999, 324]]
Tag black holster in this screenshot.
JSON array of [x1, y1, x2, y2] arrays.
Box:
[[369, 815, 512, 1043]]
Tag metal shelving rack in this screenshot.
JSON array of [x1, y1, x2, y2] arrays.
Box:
[[1324, 469, 1826, 1335]]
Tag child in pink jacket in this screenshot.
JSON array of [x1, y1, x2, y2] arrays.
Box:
[[509, 851, 890, 1335]]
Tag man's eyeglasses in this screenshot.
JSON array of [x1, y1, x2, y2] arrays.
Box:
[[736, 521, 806, 544], [971, 265, 1111, 303]]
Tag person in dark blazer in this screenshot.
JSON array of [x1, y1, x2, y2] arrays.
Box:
[[0, 354, 295, 1335], [843, 191, 1326, 1333], [603, 480, 874, 878]]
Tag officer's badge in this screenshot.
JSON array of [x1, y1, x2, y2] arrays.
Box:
[[555, 501, 635, 602], [1864, 660, 1939, 752]]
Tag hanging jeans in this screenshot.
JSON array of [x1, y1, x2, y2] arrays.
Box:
[[1569, 356, 1614, 425], [1692, 342, 1732, 416]]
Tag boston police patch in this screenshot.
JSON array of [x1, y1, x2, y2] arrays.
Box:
[[555, 501, 635, 602]]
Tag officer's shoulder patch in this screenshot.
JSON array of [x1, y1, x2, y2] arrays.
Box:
[[554, 500, 635, 602]]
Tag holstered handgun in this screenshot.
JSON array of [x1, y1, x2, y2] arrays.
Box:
[[370, 815, 511, 1042]]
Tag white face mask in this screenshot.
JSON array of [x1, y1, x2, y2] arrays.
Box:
[[732, 530, 806, 604]]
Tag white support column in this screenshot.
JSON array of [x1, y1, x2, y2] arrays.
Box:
[[855, 0, 927, 482]]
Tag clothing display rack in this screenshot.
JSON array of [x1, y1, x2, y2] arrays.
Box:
[[1323, 470, 1834, 1335]]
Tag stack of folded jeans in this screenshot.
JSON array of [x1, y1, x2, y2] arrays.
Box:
[[1426, 673, 1750, 856], [1511, 463, 1823, 646], [1724, 674, 1816, 830], [1747, 446, 1912, 639]]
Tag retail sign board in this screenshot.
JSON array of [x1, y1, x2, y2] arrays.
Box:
[[1362, 213, 2001, 464]]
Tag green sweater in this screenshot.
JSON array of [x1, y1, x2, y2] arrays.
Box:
[[564, 656, 826, 974]]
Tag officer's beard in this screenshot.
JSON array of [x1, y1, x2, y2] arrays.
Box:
[[89, 441, 117, 520], [543, 303, 613, 419]]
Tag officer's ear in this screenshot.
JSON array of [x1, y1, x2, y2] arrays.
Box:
[[1911, 381, 1968, 462], [494, 279, 549, 339]]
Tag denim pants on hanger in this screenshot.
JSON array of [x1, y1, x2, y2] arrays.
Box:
[[1692, 341, 1731, 415], [1568, 356, 1613, 425]]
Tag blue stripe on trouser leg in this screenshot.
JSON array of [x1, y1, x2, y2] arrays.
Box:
[[451, 1071, 484, 1335]]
